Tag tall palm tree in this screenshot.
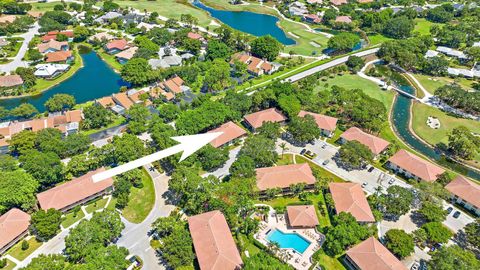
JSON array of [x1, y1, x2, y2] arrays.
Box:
[[279, 142, 289, 158]]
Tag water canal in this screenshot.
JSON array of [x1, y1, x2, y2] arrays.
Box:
[[0, 50, 128, 112], [193, 0, 295, 45]]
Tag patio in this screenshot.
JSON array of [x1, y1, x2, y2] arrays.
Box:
[[254, 205, 324, 270]]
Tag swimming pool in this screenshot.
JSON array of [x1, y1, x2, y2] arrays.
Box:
[[266, 229, 311, 254]]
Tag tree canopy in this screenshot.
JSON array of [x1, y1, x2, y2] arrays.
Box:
[[250, 35, 282, 61], [385, 229, 414, 259]]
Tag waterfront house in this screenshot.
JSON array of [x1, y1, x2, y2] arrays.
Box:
[[187, 32, 205, 43], [128, 89, 152, 106], [96, 96, 116, 109], [243, 108, 287, 131], [88, 32, 115, 43], [34, 63, 70, 79], [0, 209, 30, 255], [286, 205, 319, 228], [298, 110, 337, 137], [115, 46, 138, 64], [159, 75, 188, 96], [255, 163, 316, 192], [113, 92, 134, 110], [104, 39, 129, 54], [36, 167, 113, 212], [207, 121, 247, 148], [188, 210, 243, 270], [37, 40, 69, 54], [0, 75, 24, 89], [445, 175, 480, 216], [303, 14, 321, 24], [387, 149, 445, 182], [41, 30, 74, 42], [45, 50, 73, 64], [339, 127, 390, 157], [345, 237, 407, 270], [329, 183, 375, 223]]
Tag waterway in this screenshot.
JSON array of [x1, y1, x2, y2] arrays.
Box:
[[193, 0, 295, 45], [390, 78, 480, 180], [0, 50, 128, 112]]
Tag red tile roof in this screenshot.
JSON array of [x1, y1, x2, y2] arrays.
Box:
[[105, 39, 129, 51], [163, 76, 184, 94], [388, 150, 445, 182], [45, 50, 72, 63], [255, 163, 316, 191], [187, 32, 203, 40], [445, 175, 480, 209], [208, 121, 246, 148], [298, 110, 337, 132], [188, 210, 243, 270], [97, 96, 115, 108], [329, 183, 375, 222], [37, 40, 68, 53], [244, 108, 287, 129], [346, 237, 408, 270], [113, 92, 134, 109], [340, 127, 390, 155], [36, 167, 113, 211], [41, 30, 74, 42], [335, 15, 352, 23], [0, 209, 30, 251], [0, 75, 23, 88], [286, 205, 319, 228], [330, 0, 348, 5]]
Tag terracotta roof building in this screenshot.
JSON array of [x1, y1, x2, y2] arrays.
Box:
[[0, 15, 17, 24], [286, 205, 319, 228], [346, 237, 408, 270], [41, 30, 74, 42], [105, 39, 129, 53], [304, 14, 322, 24], [0, 75, 23, 88], [115, 46, 138, 63], [36, 167, 113, 212], [231, 53, 276, 76], [298, 110, 337, 137], [113, 92, 134, 110], [0, 209, 31, 254], [244, 108, 287, 130], [329, 183, 375, 223], [330, 0, 347, 5], [340, 127, 390, 156], [188, 210, 243, 270], [37, 40, 68, 53], [208, 121, 247, 148], [187, 32, 204, 41], [45, 50, 73, 63], [96, 96, 115, 108], [335, 15, 352, 23], [387, 149, 445, 182], [445, 176, 480, 216], [255, 163, 316, 191], [162, 76, 185, 94]]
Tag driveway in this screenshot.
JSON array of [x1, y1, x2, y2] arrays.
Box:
[[116, 164, 175, 270], [202, 146, 241, 179], [0, 22, 39, 73]]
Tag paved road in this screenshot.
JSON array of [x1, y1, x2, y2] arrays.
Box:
[[116, 165, 175, 270], [0, 22, 39, 73]]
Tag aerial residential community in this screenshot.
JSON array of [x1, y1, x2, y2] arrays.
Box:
[[0, 0, 480, 270]]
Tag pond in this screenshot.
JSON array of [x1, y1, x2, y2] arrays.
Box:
[[0, 50, 129, 112], [193, 0, 295, 45], [391, 79, 480, 180]]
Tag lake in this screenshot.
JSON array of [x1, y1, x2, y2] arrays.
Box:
[[193, 0, 295, 45], [0, 51, 129, 111]]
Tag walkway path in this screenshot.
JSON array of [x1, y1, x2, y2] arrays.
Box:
[[0, 22, 39, 73], [116, 164, 175, 270]]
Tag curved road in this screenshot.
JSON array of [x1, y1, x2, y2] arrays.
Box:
[[0, 22, 39, 73]]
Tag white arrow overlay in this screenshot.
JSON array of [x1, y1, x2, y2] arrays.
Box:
[[92, 132, 222, 182]]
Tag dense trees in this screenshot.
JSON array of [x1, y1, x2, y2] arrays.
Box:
[[206, 39, 231, 60], [323, 212, 371, 256], [82, 103, 115, 130], [418, 201, 447, 222], [39, 11, 72, 32], [20, 150, 64, 188], [463, 219, 480, 251], [0, 170, 38, 214], [374, 186, 414, 218], [435, 85, 480, 115], [384, 229, 414, 259], [176, 100, 234, 134], [346, 56, 365, 73], [204, 58, 233, 92], [447, 126, 480, 160], [44, 94, 76, 112], [243, 251, 292, 270], [422, 222, 453, 245], [338, 140, 374, 170], [10, 103, 38, 119], [126, 104, 150, 134], [111, 133, 146, 164], [421, 56, 448, 76], [428, 246, 480, 270], [121, 58, 157, 85], [30, 209, 63, 241], [239, 135, 278, 168], [426, 5, 453, 23], [230, 155, 256, 178], [250, 35, 282, 61], [196, 145, 229, 171], [327, 33, 360, 52], [377, 36, 433, 70], [383, 16, 414, 39], [288, 116, 320, 144]]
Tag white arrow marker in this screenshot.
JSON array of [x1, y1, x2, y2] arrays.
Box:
[[92, 132, 222, 182]]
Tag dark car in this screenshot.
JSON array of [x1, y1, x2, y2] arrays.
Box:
[[300, 149, 306, 155], [447, 207, 453, 214], [453, 211, 461, 218], [367, 166, 375, 172]]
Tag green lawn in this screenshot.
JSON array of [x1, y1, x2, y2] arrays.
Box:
[[277, 153, 294, 165], [121, 168, 156, 223], [411, 102, 480, 146], [279, 20, 330, 56], [96, 49, 123, 72], [85, 197, 109, 214], [296, 156, 346, 183], [7, 238, 42, 261], [1, 258, 16, 270], [80, 115, 126, 136], [313, 252, 346, 270], [34, 48, 83, 93], [61, 209, 85, 228], [413, 73, 475, 95], [315, 74, 395, 109], [414, 18, 440, 36], [367, 34, 392, 46], [29, 2, 59, 11], [106, 197, 117, 211], [3, 37, 23, 57]]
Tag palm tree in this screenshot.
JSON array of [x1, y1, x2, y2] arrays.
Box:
[[374, 185, 383, 196], [279, 142, 289, 158]]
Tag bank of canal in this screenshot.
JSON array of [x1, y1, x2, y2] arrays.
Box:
[[0, 50, 129, 112]]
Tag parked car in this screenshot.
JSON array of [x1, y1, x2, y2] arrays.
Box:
[[322, 159, 330, 165], [300, 149, 306, 155], [453, 211, 461, 218], [419, 259, 428, 270], [367, 166, 375, 172], [361, 182, 368, 188], [304, 150, 316, 159], [411, 261, 419, 270], [321, 143, 327, 149], [447, 207, 453, 214], [388, 178, 395, 185]]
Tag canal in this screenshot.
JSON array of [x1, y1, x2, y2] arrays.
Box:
[[0, 50, 128, 112], [390, 77, 480, 180], [193, 0, 295, 45]]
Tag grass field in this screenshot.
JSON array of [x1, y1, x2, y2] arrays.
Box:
[[96, 49, 123, 72], [367, 34, 392, 46], [314, 252, 346, 270], [61, 209, 85, 228], [411, 102, 480, 146], [277, 153, 295, 165], [315, 74, 395, 109], [413, 74, 475, 94], [80, 115, 126, 136], [122, 168, 156, 223], [85, 197, 109, 214], [30, 2, 60, 12], [1, 258, 16, 270], [7, 238, 42, 261], [414, 18, 440, 36]]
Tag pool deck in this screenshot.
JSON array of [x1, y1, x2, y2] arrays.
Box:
[[254, 206, 323, 270]]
